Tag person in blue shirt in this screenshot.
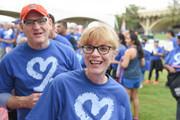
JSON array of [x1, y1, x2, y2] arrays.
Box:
[[164, 30, 178, 87], [16, 32, 27, 45], [76, 40, 86, 68], [68, 22, 81, 42], [48, 13, 73, 48], [0, 23, 16, 49], [0, 23, 16, 60], [0, 4, 81, 120], [0, 28, 6, 61], [164, 32, 180, 120], [120, 32, 145, 120], [111, 32, 126, 82], [12, 17, 22, 47], [140, 37, 151, 88], [56, 20, 78, 50], [165, 30, 178, 54], [26, 24, 132, 120], [144, 39, 164, 85], [12, 18, 28, 46]]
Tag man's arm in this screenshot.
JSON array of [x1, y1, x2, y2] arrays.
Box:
[[0, 38, 12, 44], [140, 58, 145, 67], [164, 64, 176, 73], [0, 93, 13, 109], [0, 93, 42, 110], [121, 50, 131, 69]]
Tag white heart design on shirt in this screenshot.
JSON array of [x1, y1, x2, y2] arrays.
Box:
[[74, 92, 114, 120], [26, 56, 58, 92], [173, 53, 180, 65]]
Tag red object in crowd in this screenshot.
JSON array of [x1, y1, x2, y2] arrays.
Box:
[[0, 107, 8, 120]]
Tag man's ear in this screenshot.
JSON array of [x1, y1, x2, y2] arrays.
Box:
[[48, 18, 52, 28], [19, 22, 23, 31]]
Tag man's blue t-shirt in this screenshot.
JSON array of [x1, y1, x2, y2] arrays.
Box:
[[54, 34, 73, 48], [0, 28, 16, 48], [165, 46, 180, 72], [112, 45, 126, 70], [0, 39, 82, 120], [26, 69, 132, 120]]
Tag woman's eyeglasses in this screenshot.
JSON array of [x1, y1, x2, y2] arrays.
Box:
[[82, 45, 114, 55]]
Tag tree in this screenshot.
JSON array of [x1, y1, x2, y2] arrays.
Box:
[[124, 4, 140, 30], [162, 0, 180, 29], [115, 4, 140, 32]]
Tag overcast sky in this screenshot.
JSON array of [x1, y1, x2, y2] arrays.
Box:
[[0, 0, 173, 22], [56, 0, 171, 14]]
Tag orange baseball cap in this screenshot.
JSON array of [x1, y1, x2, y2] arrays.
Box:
[[20, 3, 49, 20]]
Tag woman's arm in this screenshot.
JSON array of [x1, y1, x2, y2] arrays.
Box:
[[0, 38, 12, 44], [121, 50, 131, 69], [110, 60, 119, 64], [154, 52, 164, 57], [140, 58, 145, 66]]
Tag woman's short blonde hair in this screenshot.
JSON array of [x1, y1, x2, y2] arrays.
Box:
[[79, 24, 119, 49]]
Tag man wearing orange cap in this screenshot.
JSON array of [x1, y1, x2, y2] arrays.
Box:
[[0, 3, 82, 120]]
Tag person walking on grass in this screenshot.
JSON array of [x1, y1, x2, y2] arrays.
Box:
[[164, 32, 180, 120], [140, 37, 151, 88], [120, 33, 145, 120], [144, 39, 164, 85]]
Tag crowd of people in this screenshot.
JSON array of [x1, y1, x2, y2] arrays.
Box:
[[0, 3, 180, 120], [108, 29, 180, 120]]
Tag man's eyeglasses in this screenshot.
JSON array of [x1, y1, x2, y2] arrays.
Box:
[[22, 17, 48, 26], [82, 45, 114, 55]]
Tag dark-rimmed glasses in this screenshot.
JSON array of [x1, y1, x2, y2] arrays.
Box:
[[82, 45, 114, 55], [22, 17, 48, 26]]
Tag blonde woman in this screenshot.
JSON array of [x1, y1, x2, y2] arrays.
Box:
[[26, 24, 132, 120]]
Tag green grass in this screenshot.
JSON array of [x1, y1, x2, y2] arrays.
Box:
[[132, 70, 177, 120], [138, 34, 168, 41], [154, 34, 168, 41]]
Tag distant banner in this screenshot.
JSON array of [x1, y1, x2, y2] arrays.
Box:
[[121, 19, 126, 32]]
